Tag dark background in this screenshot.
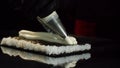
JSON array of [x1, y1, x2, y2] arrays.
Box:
[[0, 1, 120, 68], [0, 0, 120, 40]]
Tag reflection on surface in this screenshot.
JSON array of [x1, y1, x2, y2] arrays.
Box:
[[1, 46, 91, 68]]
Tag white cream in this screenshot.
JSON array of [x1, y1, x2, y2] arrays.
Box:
[[19, 30, 77, 44], [65, 37, 77, 44]]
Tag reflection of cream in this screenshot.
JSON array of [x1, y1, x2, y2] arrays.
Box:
[[1, 46, 91, 67], [1, 37, 91, 55], [65, 61, 77, 68], [19, 30, 77, 44]]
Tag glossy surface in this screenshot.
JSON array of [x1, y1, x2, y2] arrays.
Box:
[[0, 30, 120, 68]]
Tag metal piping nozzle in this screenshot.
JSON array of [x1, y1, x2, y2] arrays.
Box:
[[37, 11, 67, 38]]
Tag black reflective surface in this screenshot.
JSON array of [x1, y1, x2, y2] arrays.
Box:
[[0, 30, 120, 68]]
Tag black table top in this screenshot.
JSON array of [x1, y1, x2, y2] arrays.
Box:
[[0, 30, 120, 68]]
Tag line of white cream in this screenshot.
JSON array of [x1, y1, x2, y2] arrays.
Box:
[[19, 30, 77, 44]]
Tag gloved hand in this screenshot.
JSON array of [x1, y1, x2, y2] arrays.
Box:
[[8, 0, 58, 19]]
